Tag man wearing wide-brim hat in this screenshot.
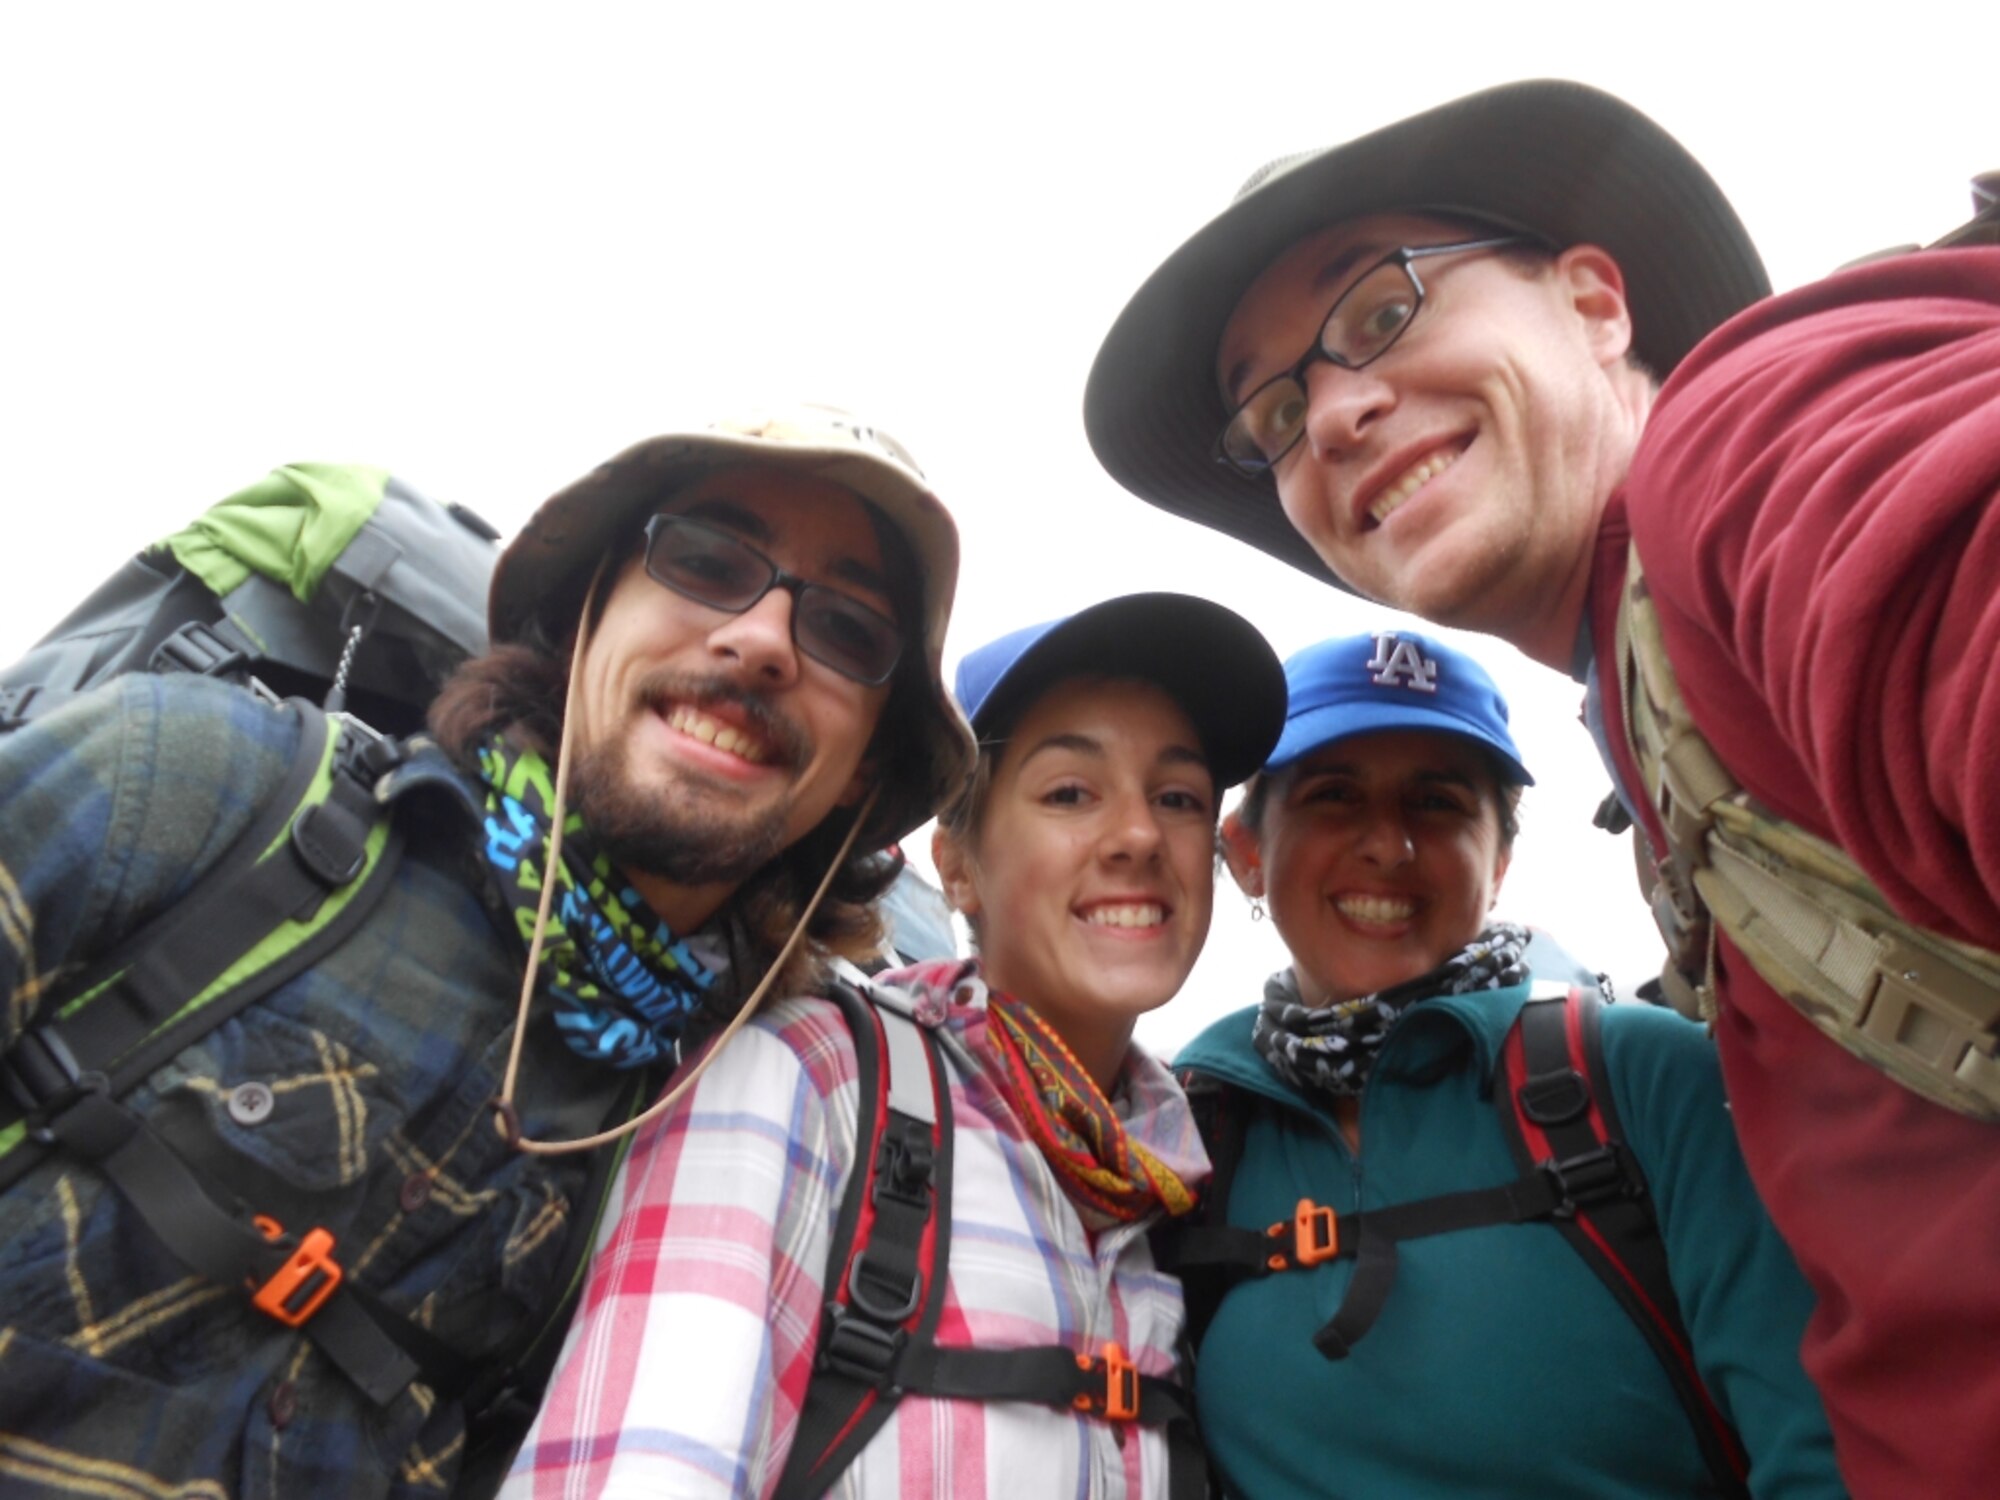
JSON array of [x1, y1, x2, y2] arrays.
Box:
[[1086, 78, 2000, 1496], [0, 405, 975, 1495]]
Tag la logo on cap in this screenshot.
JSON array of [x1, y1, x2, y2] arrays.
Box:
[[1367, 631, 1439, 694]]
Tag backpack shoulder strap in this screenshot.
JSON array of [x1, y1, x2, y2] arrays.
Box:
[[1617, 545, 2000, 1118], [774, 971, 955, 1500], [0, 702, 407, 1181], [1151, 1073, 1249, 1354], [0, 702, 469, 1408], [778, 972, 1204, 1500], [1497, 983, 1751, 1499]]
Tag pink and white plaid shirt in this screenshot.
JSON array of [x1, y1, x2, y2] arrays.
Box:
[[502, 959, 1208, 1499]]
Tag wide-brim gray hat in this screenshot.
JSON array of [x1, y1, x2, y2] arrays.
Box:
[[490, 405, 976, 850], [1084, 79, 1771, 590]]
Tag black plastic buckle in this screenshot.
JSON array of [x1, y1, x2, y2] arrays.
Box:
[[1543, 1144, 1635, 1218], [1, 1028, 104, 1143], [149, 620, 249, 680], [873, 1122, 934, 1210], [819, 1306, 905, 1390]]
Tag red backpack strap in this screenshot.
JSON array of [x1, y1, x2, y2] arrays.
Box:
[[1498, 983, 1751, 1499], [774, 974, 954, 1500]]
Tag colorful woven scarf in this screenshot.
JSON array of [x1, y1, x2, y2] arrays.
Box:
[[1254, 922, 1531, 1100], [475, 736, 733, 1069], [984, 988, 1196, 1225]]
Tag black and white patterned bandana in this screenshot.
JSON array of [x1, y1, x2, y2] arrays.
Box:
[[1252, 922, 1531, 1099]]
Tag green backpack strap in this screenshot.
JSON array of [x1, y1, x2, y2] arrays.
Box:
[[1616, 547, 2000, 1120], [0, 701, 460, 1407], [0, 701, 405, 1180]]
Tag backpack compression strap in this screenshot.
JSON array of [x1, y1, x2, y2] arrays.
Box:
[[0, 704, 474, 1408], [775, 976, 1203, 1500], [1617, 547, 2000, 1120], [1498, 986, 1750, 1498], [0, 702, 399, 1179]]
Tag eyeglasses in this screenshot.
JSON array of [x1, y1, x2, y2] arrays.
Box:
[[1214, 235, 1536, 477], [641, 514, 906, 685]]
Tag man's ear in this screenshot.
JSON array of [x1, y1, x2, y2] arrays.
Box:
[[1555, 244, 1636, 371], [1219, 811, 1265, 898], [930, 825, 981, 920]]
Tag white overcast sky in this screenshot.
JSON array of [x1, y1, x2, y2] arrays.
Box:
[[2, 3, 1989, 1055]]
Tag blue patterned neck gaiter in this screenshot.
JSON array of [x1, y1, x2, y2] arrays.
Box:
[[475, 736, 733, 1069]]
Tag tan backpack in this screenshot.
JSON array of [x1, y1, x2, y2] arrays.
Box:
[[1612, 173, 2000, 1121], [1616, 553, 2000, 1121]]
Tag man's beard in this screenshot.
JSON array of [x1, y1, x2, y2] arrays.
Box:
[[569, 673, 813, 890]]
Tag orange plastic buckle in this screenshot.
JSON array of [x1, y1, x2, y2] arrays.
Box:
[[247, 1217, 343, 1328], [1293, 1198, 1339, 1266], [1264, 1197, 1340, 1269], [1074, 1341, 1140, 1421]]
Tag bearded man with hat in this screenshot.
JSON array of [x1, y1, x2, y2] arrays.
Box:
[[1086, 79, 2000, 1495], [0, 407, 973, 1496]]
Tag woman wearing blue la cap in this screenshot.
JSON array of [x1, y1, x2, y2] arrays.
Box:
[[1165, 628, 1843, 1498]]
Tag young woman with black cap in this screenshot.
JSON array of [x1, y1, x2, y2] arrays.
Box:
[[507, 592, 1284, 1499]]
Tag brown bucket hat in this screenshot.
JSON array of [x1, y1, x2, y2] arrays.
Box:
[[490, 405, 976, 849], [1083, 79, 1771, 591]]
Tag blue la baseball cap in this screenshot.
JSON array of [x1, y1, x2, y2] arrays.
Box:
[[1266, 628, 1533, 785], [953, 593, 1286, 789]]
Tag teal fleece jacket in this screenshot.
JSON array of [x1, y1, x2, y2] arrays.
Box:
[[1174, 981, 1844, 1499]]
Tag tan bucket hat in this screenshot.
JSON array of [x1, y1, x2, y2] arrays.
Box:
[[1084, 79, 1771, 591], [489, 406, 975, 848]]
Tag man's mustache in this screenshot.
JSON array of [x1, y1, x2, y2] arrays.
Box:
[[633, 670, 812, 773]]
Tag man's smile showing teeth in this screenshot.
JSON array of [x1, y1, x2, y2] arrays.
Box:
[[664, 705, 771, 765], [1368, 447, 1461, 526], [1337, 894, 1416, 925], [1082, 903, 1167, 929]]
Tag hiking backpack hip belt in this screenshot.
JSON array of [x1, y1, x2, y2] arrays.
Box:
[[1616, 548, 2000, 1121]]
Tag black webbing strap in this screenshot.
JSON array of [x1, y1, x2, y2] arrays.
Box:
[[45, 1085, 428, 1407], [0, 703, 473, 1410], [1157, 1102, 1654, 1362], [0, 704, 401, 1176], [1503, 991, 1751, 1499], [903, 1342, 1192, 1424], [1161, 1172, 1567, 1278], [775, 982, 955, 1500], [908, 1344, 1204, 1500]]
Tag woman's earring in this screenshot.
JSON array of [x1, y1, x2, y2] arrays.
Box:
[[1250, 897, 1266, 923]]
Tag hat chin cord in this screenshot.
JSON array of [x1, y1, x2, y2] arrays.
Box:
[[490, 558, 880, 1156]]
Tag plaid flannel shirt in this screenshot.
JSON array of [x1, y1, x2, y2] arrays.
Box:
[[505, 959, 1209, 1499], [0, 676, 628, 1498]]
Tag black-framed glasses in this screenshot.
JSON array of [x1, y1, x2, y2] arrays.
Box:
[[1214, 235, 1536, 476], [641, 514, 905, 686]]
